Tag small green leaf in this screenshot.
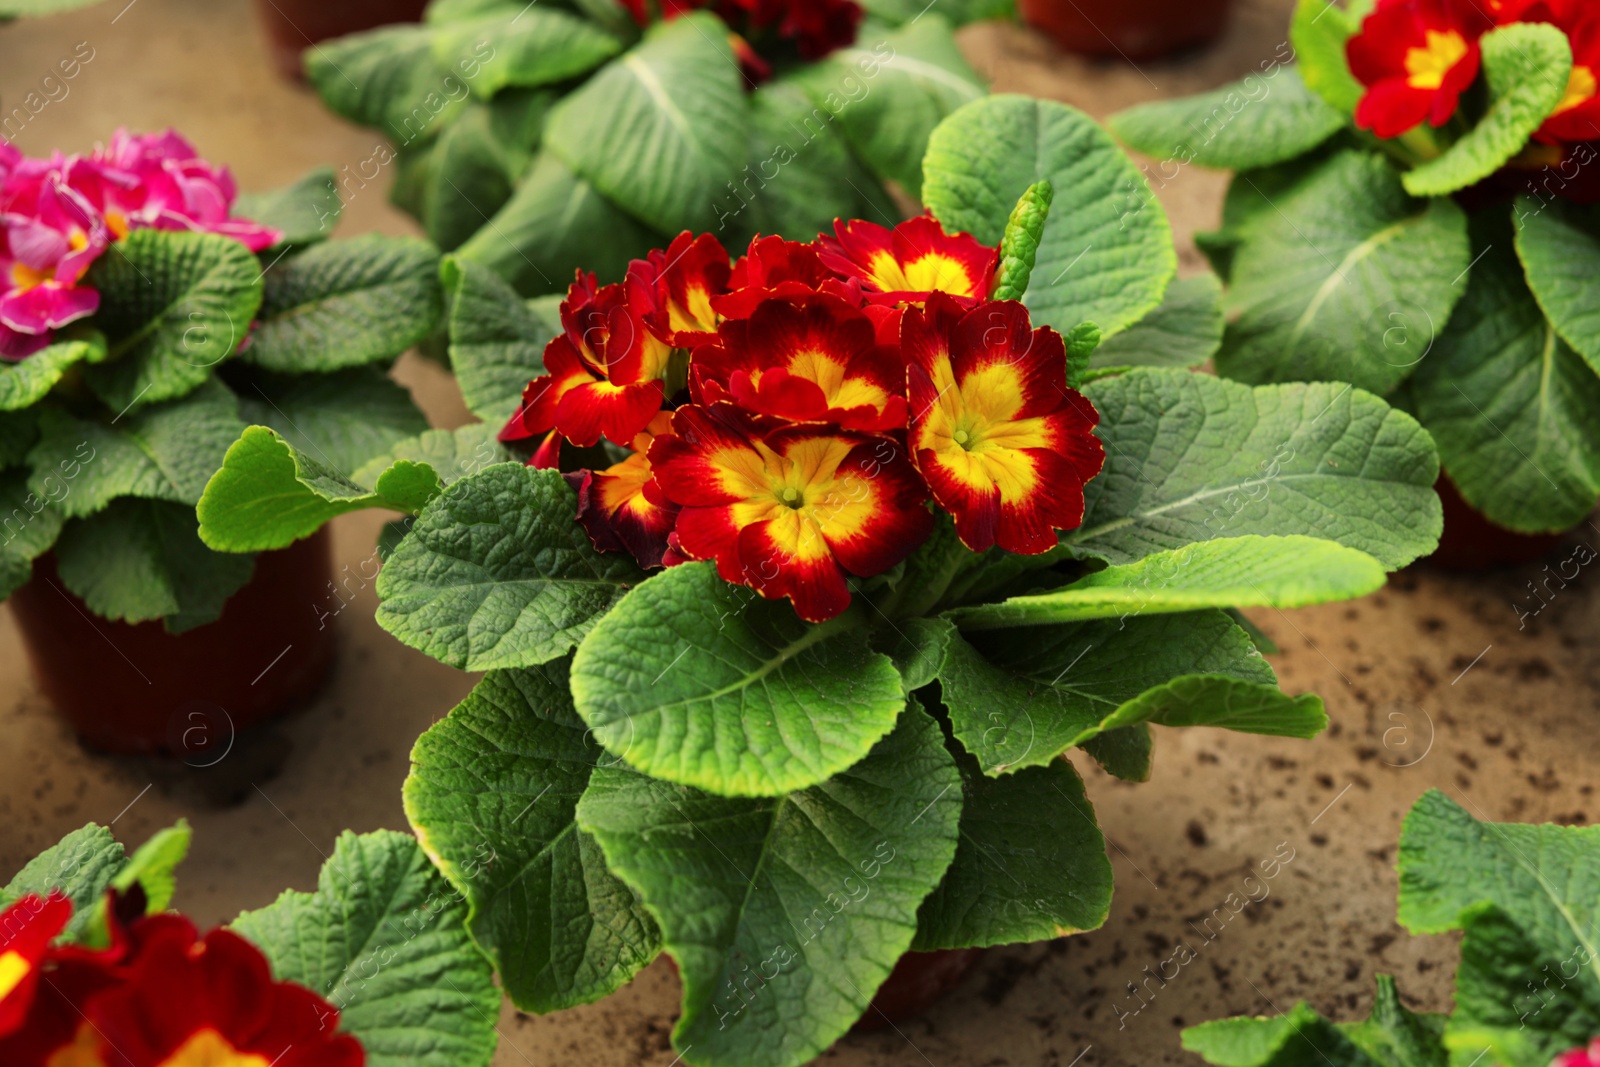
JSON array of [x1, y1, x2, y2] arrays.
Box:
[[376, 463, 643, 671], [453, 151, 663, 297], [1090, 275, 1224, 371], [1214, 150, 1470, 396], [84, 230, 265, 411], [938, 609, 1319, 774], [233, 830, 500, 1067], [196, 427, 441, 553], [234, 365, 430, 476], [947, 535, 1386, 631], [431, 8, 622, 98], [0, 334, 104, 412], [1110, 67, 1344, 171], [1412, 225, 1600, 532], [914, 753, 1111, 950], [571, 562, 906, 797], [992, 180, 1053, 302], [55, 498, 255, 631], [1183, 983, 1447, 1067], [404, 661, 660, 1013], [576, 707, 961, 1067], [242, 235, 444, 373], [1072, 369, 1443, 570], [1514, 197, 1600, 376], [923, 94, 1176, 339], [442, 257, 560, 423], [1290, 0, 1367, 115], [27, 379, 244, 519], [233, 167, 343, 247], [84, 821, 193, 946], [1, 824, 127, 942], [1403, 24, 1572, 198], [544, 14, 747, 234], [1063, 321, 1100, 389]]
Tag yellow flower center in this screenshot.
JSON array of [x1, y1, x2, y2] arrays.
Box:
[[45, 1022, 109, 1067], [867, 250, 974, 297], [156, 1029, 272, 1067], [0, 949, 31, 1000], [1405, 30, 1468, 91], [10, 262, 53, 291], [1554, 65, 1598, 117]]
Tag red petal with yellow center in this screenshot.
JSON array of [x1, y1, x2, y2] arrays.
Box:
[[906, 294, 1104, 555], [817, 216, 997, 307], [691, 292, 909, 432], [1348, 0, 1488, 138], [552, 377, 666, 449], [627, 231, 731, 347], [0, 894, 71, 1037], [572, 413, 681, 569], [649, 404, 931, 621]]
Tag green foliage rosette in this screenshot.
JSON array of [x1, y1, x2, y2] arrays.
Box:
[[198, 96, 1446, 1067], [304, 0, 997, 296], [1186, 790, 1600, 1067], [1110, 0, 1600, 535]]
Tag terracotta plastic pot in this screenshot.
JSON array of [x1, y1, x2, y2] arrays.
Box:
[[1427, 474, 1569, 571], [253, 0, 431, 81], [1019, 0, 1233, 60], [850, 948, 985, 1032], [8, 529, 337, 756]]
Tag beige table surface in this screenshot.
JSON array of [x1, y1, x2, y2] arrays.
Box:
[[2, 3, 1598, 1064]]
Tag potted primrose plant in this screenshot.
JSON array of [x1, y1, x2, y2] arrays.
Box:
[[1185, 790, 1600, 1067], [0, 130, 446, 754], [195, 95, 1448, 1066], [0, 820, 501, 1065], [304, 0, 991, 296], [1110, 0, 1600, 568]]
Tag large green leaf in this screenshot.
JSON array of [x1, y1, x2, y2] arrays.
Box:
[[196, 427, 442, 552], [795, 18, 984, 200], [1070, 370, 1442, 569], [83, 230, 264, 411], [1183, 976, 1447, 1067], [1110, 68, 1344, 172], [453, 151, 662, 296], [914, 753, 1112, 950], [431, 7, 621, 98], [1089, 275, 1224, 371], [938, 609, 1323, 774], [233, 830, 500, 1067], [570, 561, 906, 797], [233, 365, 430, 475], [0, 334, 104, 412], [1412, 227, 1600, 532], [27, 379, 243, 519], [948, 535, 1385, 631], [1403, 24, 1572, 198], [1514, 197, 1600, 377], [233, 167, 343, 247], [1213, 150, 1470, 395], [376, 463, 644, 670], [543, 14, 747, 234], [413, 91, 549, 252], [404, 661, 660, 1013], [306, 24, 467, 145], [442, 257, 559, 423], [242, 235, 443, 373], [923, 94, 1176, 339], [576, 707, 961, 1067], [55, 498, 255, 631]]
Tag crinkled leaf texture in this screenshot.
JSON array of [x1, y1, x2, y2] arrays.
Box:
[[570, 561, 906, 798], [403, 659, 660, 1013], [1072, 369, 1442, 570], [923, 94, 1176, 339], [1213, 150, 1470, 396], [376, 463, 644, 670], [0, 334, 105, 412], [937, 608, 1324, 775], [232, 829, 500, 1067], [576, 707, 961, 1067], [2, 824, 129, 942], [442, 256, 561, 424], [1110, 66, 1343, 172]]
